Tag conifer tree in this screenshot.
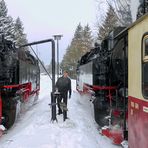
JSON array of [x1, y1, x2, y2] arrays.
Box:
[[96, 0, 132, 37], [0, 0, 7, 17], [61, 23, 93, 78], [13, 17, 28, 47], [71, 23, 83, 51], [60, 46, 72, 72], [83, 24, 93, 52], [61, 24, 84, 78], [0, 0, 14, 40], [97, 5, 118, 41], [3, 16, 15, 40]]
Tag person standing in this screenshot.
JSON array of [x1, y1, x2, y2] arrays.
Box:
[[55, 71, 71, 119]]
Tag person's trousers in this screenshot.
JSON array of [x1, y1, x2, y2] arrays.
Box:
[[57, 92, 68, 117]]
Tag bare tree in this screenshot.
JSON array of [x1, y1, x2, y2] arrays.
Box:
[[106, 0, 132, 26]]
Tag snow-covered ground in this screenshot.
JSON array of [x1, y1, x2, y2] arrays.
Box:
[[0, 75, 121, 148]]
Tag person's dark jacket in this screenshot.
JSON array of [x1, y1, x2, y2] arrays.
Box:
[[56, 76, 71, 97]]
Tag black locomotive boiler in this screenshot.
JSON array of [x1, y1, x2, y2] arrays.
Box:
[[0, 37, 40, 132], [76, 26, 128, 144]]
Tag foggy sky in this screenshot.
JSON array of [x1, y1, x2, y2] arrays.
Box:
[[5, 0, 97, 65]]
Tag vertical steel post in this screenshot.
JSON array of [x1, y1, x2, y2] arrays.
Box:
[[53, 35, 63, 79], [57, 39, 59, 79], [51, 39, 57, 121]]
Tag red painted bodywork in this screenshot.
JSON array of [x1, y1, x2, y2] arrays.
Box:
[[77, 83, 116, 95], [3, 82, 39, 102], [102, 127, 123, 145], [92, 85, 116, 91], [0, 82, 40, 127], [128, 96, 148, 148]]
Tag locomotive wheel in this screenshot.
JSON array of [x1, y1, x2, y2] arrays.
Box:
[[94, 103, 108, 127], [2, 98, 17, 129], [3, 108, 16, 129]]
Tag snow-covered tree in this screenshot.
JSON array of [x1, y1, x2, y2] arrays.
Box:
[[13, 17, 28, 47], [2, 16, 15, 40], [0, 0, 15, 40], [0, 0, 7, 17], [0, 1, 28, 44]]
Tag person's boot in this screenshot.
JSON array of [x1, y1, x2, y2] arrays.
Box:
[[58, 110, 62, 115]]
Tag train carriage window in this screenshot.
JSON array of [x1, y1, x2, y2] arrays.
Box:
[[145, 38, 148, 56], [142, 35, 148, 98], [143, 64, 148, 97]]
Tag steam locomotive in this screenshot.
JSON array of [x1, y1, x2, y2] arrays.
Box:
[[76, 14, 148, 148], [0, 37, 40, 132]]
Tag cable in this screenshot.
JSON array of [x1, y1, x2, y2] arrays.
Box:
[[29, 46, 52, 80]]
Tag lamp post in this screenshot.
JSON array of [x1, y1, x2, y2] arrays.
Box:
[[53, 35, 63, 79]]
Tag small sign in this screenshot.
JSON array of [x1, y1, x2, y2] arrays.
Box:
[[131, 101, 134, 108], [143, 106, 148, 113], [135, 103, 139, 110], [131, 109, 133, 115]]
